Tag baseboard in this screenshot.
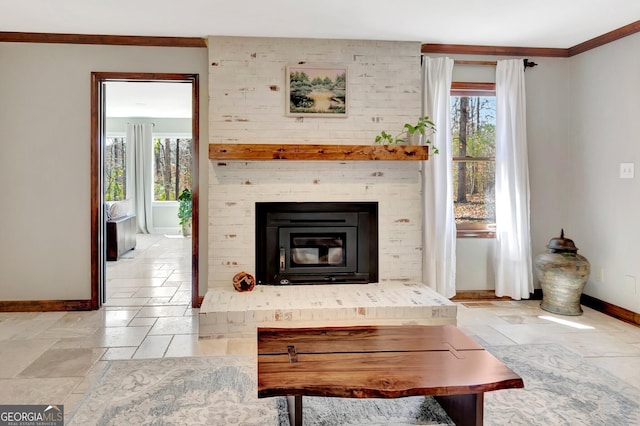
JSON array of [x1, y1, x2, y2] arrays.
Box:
[[0, 295, 204, 312], [452, 289, 543, 301], [1, 292, 636, 328], [154, 227, 181, 235], [580, 294, 640, 327], [453, 289, 640, 328], [0, 299, 93, 312]]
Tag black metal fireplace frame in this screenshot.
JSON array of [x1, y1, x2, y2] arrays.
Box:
[[255, 202, 378, 285]]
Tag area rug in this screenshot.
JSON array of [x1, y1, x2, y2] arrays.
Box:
[[66, 356, 288, 426], [300, 343, 640, 425], [300, 396, 453, 425], [483, 344, 640, 425], [68, 344, 640, 425]]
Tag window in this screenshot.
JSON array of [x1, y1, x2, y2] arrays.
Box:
[[105, 137, 127, 201], [104, 135, 193, 202], [153, 137, 193, 201], [451, 82, 496, 238]]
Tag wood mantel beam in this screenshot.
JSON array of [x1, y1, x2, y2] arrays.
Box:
[[209, 144, 429, 161]]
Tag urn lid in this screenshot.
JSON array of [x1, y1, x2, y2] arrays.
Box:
[[546, 229, 578, 253]]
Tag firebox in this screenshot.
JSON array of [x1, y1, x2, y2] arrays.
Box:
[[255, 202, 378, 285]]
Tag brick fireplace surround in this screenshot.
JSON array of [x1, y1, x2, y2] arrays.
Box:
[[199, 36, 457, 336], [199, 282, 456, 337], [198, 160, 458, 337]]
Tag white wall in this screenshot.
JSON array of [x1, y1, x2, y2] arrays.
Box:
[[0, 42, 209, 301], [3, 34, 636, 309], [568, 33, 640, 312]]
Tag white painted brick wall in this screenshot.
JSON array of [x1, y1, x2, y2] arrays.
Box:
[[207, 36, 424, 290]]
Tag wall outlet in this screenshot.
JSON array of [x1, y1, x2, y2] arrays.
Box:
[[596, 268, 605, 283], [624, 275, 637, 294], [620, 162, 635, 179]]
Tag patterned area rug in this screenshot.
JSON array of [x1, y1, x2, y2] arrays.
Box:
[[301, 343, 640, 425], [300, 396, 453, 425], [67, 356, 287, 426], [484, 344, 640, 425], [68, 344, 640, 425]]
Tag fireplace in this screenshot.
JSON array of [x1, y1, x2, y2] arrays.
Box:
[[255, 202, 378, 285]]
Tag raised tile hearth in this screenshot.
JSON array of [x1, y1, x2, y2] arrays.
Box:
[[198, 281, 457, 338]]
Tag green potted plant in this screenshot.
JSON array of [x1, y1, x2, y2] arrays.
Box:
[[177, 188, 192, 236], [374, 116, 439, 154]]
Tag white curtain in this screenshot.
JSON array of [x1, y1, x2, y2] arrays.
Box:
[[494, 59, 533, 299], [421, 56, 456, 298], [126, 123, 155, 234]]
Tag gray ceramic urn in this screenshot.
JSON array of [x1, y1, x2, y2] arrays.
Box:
[[535, 230, 590, 316]]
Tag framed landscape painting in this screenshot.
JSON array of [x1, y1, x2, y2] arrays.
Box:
[[286, 65, 348, 117]]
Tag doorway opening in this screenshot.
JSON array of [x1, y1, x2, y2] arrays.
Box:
[[91, 72, 200, 309]]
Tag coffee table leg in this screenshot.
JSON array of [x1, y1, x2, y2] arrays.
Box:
[[434, 393, 483, 426], [287, 395, 303, 426]]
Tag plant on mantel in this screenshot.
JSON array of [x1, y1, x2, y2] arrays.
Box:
[[374, 116, 439, 154]]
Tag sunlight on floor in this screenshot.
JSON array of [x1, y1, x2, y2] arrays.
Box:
[[538, 315, 595, 330]]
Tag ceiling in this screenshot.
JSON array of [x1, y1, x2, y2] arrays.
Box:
[[105, 82, 192, 118], [3, 0, 640, 49], [9, 1, 639, 119]]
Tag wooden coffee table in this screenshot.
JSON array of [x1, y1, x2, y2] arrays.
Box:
[[257, 325, 523, 426]]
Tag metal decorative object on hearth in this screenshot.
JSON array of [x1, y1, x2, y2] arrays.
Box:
[[535, 229, 590, 315]]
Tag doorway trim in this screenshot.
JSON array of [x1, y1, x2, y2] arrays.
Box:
[[91, 72, 200, 309]]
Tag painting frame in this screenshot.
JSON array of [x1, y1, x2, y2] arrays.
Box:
[[286, 65, 348, 117]]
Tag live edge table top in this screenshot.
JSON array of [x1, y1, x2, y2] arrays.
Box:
[[257, 324, 524, 399]]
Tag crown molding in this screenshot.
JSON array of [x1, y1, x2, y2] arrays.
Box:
[[568, 19, 640, 56], [3, 19, 640, 55], [422, 19, 640, 58], [0, 31, 207, 48], [421, 44, 568, 57]]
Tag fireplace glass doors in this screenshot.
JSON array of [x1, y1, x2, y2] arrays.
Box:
[[256, 202, 378, 285]]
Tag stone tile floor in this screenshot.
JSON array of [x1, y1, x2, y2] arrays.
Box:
[[1, 234, 640, 416]]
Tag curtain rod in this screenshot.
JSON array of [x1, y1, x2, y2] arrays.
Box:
[[453, 59, 538, 69], [454, 60, 496, 66]]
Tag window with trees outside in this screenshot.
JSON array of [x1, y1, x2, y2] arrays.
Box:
[[104, 136, 193, 202], [153, 137, 193, 201], [451, 82, 496, 238], [105, 137, 126, 201]]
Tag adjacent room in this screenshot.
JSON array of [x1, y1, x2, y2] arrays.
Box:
[[102, 81, 194, 309]]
